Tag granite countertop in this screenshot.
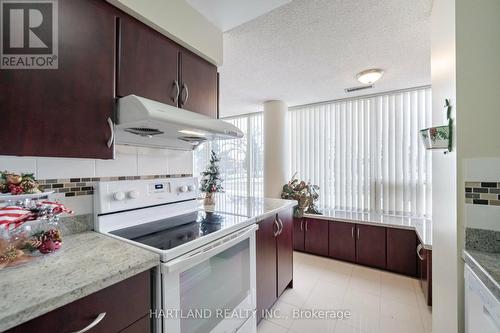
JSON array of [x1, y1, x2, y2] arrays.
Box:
[[303, 209, 432, 249], [202, 194, 297, 220], [463, 249, 500, 301], [0, 232, 159, 332]]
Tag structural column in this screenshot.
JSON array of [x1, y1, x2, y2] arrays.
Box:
[[263, 100, 288, 198]]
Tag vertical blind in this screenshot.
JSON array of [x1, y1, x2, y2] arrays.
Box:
[[193, 113, 264, 198], [288, 87, 432, 217]]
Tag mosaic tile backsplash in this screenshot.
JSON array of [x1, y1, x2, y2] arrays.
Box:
[[38, 174, 192, 197], [465, 182, 500, 206]]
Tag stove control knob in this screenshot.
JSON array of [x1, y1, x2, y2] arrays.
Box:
[[113, 191, 125, 201], [188, 185, 195, 192], [179, 185, 188, 193], [127, 190, 139, 199]]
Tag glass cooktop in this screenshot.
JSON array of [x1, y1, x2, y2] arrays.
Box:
[[110, 210, 250, 251]]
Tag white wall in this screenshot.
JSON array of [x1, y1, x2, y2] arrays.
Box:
[[0, 145, 193, 180], [0, 146, 193, 217], [107, 0, 223, 66], [431, 0, 459, 332], [431, 0, 500, 332]]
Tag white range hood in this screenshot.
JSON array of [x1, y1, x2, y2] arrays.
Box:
[[115, 95, 244, 150]]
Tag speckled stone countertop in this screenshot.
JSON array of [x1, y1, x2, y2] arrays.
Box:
[[0, 232, 159, 332], [463, 250, 500, 301], [303, 209, 432, 249], [202, 194, 297, 220]]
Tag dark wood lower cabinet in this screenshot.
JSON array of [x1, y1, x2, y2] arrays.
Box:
[[119, 315, 151, 333], [277, 209, 294, 296], [293, 217, 432, 305], [256, 215, 278, 323], [386, 228, 417, 276], [293, 218, 305, 251], [256, 208, 294, 324], [304, 218, 329, 257], [418, 243, 432, 306], [6, 270, 152, 333], [355, 224, 386, 269], [329, 221, 356, 262]]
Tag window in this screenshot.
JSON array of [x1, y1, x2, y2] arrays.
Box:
[[193, 113, 264, 197], [288, 87, 432, 217]]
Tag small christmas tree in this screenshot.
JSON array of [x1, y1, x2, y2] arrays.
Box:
[[200, 151, 223, 202]]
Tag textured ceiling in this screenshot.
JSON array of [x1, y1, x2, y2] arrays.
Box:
[[186, 0, 292, 32], [219, 0, 433, 117]]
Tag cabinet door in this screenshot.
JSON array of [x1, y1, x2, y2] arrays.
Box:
[[119, 315, 150, 333], [418, 244, 432, 306], [356, 224, 386, 269], [277, 209, 293, 296], [0, 0, 116, 159], [293, 217, 305, 251], [179, 50, 218, 118], [117, 15, 179, 105], [329, 221, 356, 262], [304, 218, 329, 257], [386, 228, 417, 276], [256, 215, 278, 323]]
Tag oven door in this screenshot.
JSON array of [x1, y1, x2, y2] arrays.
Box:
[[161, 224, 257, 333]]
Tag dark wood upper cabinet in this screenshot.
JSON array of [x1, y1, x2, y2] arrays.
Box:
[[386, 228, 417, 276], [356, 224, 386, 269], [276, 209, 294, 296], [304, 218, 329, 257], [117, 15, 179, 106], [0, 0, 116, 159], [179, 50, 218, 118], [293, 217, 305, 251], [329, 221, 356, 262], [256, 215, 278, 323]]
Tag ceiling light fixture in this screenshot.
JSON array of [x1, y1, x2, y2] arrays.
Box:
[[356, 69, 384, 84]]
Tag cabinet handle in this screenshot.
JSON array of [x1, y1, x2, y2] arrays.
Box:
[[277, 217, 284, 235], [106, 118, 114, 148], [181, 83, 189, 106], [273, 219, 280, 237], [416, 244, 424, 261], [70, 312, 106, 333], [351, 226, 354, 239], [173, 80, 180, 104], [357, 228, 360, 240], [300, 219, 304, 231], [305, 220, 309, 232]]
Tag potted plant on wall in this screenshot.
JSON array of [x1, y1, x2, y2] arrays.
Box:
[[420, 99, 453, 152], [200, 150, 224, 206]]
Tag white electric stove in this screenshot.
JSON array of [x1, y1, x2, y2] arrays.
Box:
[[94, 177, 257, 333]]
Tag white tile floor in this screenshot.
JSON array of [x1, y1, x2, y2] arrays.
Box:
[[258, 252, 432, 333]]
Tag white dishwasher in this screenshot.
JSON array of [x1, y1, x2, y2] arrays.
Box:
[[465, 264, 500, 333]]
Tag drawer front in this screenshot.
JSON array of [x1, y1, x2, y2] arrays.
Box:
[[7, 270, 151, 333], [119, 315, 151, 333]]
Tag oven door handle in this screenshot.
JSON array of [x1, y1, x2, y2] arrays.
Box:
[[163, 224, 258, 273]]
